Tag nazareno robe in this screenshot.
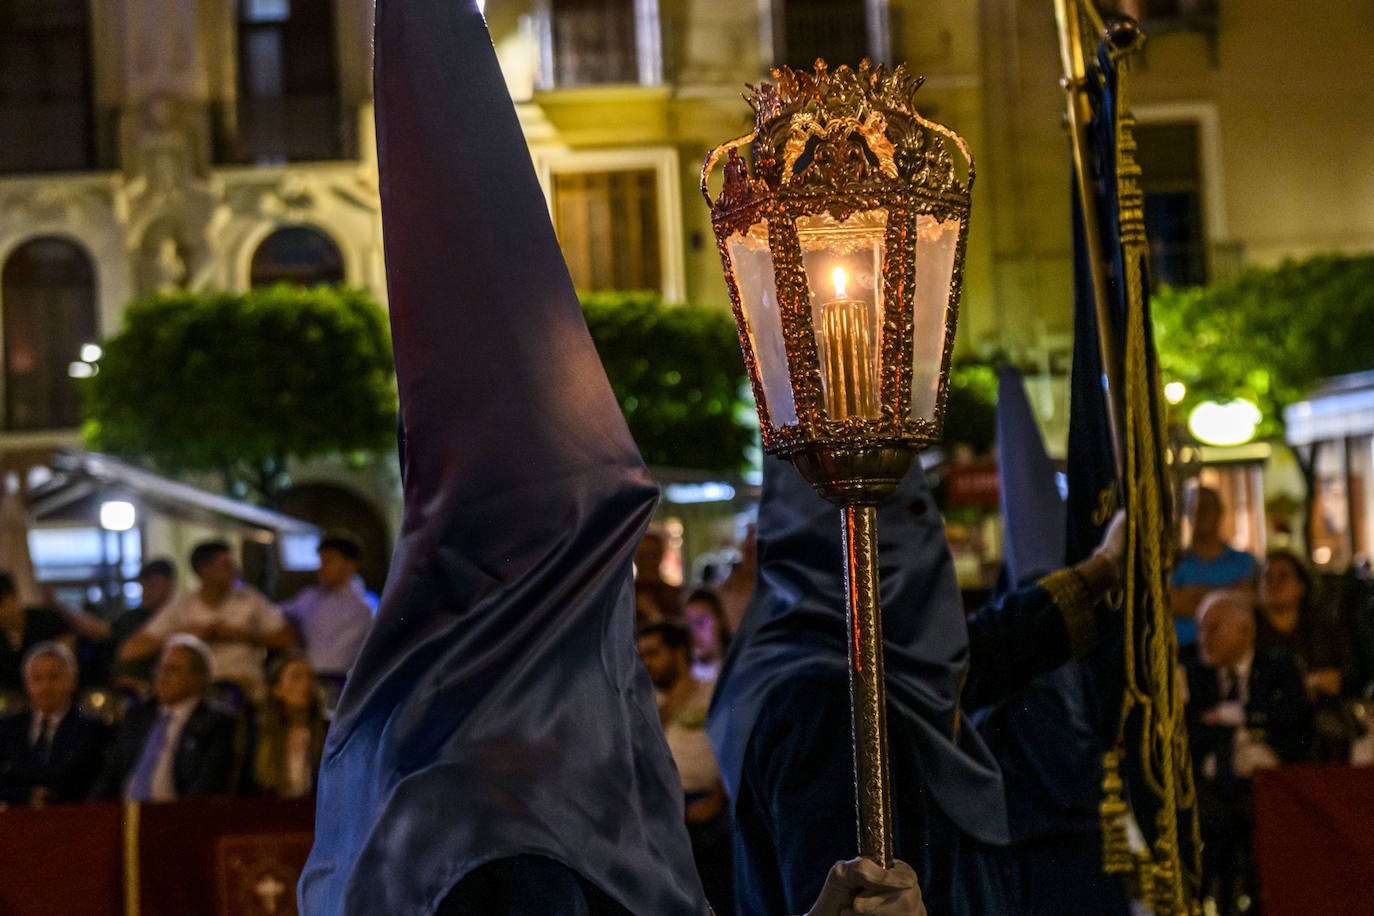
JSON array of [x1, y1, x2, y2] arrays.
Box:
[[297, 1, 707, 912], [709, 456, 1103, 915]]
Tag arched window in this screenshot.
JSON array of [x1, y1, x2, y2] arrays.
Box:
[[2, 237, 97, 430], [250, 225, 345, 288], [0, 0, 96, 173]]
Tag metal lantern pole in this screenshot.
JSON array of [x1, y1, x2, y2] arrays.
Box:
[[704, 60, 973, 868], [842, 502, 893, 864]]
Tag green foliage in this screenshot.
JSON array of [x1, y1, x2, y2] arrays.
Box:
[[579, 291, 754, 473], [1152, 254, 1374, 438], [82, 285, 397, 502], [943, 359, 999, 454]]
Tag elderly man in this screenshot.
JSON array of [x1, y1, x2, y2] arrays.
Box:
[[95, 634, 240, 802], [120, 541, 295, 701], [0, 642, 108, 805], [1184, 590, 1310, 916]]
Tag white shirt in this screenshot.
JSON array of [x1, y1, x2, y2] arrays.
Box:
[[128, 696, 198, 803], [28, 707, 69, 747], [660, 679, 722, 794], [1213, 650, 1255, 726], [143, 585, 285, 699]]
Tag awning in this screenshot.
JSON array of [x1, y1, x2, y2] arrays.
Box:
[[26, 449, 319, 539], [1284, 370, 1374, 446]]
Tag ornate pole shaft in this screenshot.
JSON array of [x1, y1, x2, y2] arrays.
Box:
[[841, 503, 893, 867], [1054, 0, 1125, 478]]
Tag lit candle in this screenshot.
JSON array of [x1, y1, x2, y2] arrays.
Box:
[[818, 266, 878, 419]]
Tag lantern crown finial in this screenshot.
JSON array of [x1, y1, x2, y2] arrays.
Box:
[[704, 60, 973, 219]]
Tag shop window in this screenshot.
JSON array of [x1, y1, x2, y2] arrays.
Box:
[[552, 169, 661, 293], [0, 0, 95, 174], [250, 226, 345, 288], [2, 237, 98, 430]]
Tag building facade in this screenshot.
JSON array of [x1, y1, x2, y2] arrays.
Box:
[[3, 0, 1373, 571]]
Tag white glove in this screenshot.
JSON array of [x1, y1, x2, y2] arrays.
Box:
[[804, 857, 926, 916], [1203, 700, 1246, 728], [1232, 729, 1280, 777], [1092, 510, 1128, 585]]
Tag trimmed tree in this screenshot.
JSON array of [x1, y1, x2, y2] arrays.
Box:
[[82, 285, 397, 504], [1152, 254, 1374, 440], [580, 291, 754, 474], [1152, 254, 1374, 545]]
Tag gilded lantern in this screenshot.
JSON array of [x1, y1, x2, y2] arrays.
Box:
[[703, 61, 973, 505]]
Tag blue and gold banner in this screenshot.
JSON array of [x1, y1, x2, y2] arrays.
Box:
[[1058, 3, 1200, 912]]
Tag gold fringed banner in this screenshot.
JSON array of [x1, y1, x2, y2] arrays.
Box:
[[1056, 1, 1202, 913]]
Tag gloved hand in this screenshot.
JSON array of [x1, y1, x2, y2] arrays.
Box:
[[1093, 509, 1127, 582], [804, 857, 926, 916], [1074, 509, 1127, 593]]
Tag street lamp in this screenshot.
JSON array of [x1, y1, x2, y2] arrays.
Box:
[[99, 498, 137, 609], [703, 60, 973, 866], [99, 499, 137, 532]]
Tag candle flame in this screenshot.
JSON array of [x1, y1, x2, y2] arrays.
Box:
[[832, 267, 848, 299]]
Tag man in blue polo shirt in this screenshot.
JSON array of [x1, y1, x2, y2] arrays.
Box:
[[1171, 486, 1257, 652]]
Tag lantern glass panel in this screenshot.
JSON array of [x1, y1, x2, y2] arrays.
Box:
[[727, 220, 798, 427], [909, 215, 961, 423], [796, 209, 888, 421]]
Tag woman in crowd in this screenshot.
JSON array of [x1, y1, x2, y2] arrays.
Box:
[[252, 651, 328, 797], [1257, 549, 1358, 759], [683, 589, 730, 682]]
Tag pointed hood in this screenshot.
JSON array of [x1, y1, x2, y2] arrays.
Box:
[[996, 366, 1067, 585], [707, 456, 1008, 846], [299, 2, 706, 912]]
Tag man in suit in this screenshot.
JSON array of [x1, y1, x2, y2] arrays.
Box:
[[1184, 589, 1311, 916], [0, 641, 108, 805], [94, 634, 240, 801]]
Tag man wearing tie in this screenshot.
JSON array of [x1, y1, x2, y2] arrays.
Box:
[[94, 634, 239, 802], [1184, 590, 1311, 916], [0, 642, 108, 805]]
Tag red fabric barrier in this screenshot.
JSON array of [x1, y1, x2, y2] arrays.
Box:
[[0, 801, 124, 916], [0, 797, 315, 916], [1253, 763, 1374, 916], [138, 797, 315, 916]]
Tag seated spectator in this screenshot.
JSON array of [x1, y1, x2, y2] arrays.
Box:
[[119, 541, 295, 702], [251, 652, 327, 798], [0, 572, 74, 694], [1257, 550, 1360, 759], [683, 589, 731, 681], [94, 635, 240, 802], [108, 559, 178, 691], [1184, 590, 1311, 916], [634, 532, 680, 622], [636, 621, 733, 915], [281, 534, 373, 681], [715, 524, 756, 633], [0, 642, 108, 805], [1171, 486, 1257, 656]]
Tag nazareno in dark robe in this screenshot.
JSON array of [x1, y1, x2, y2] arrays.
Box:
[[710, 456, 1104, 915], [298, 0, 707, 912]]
